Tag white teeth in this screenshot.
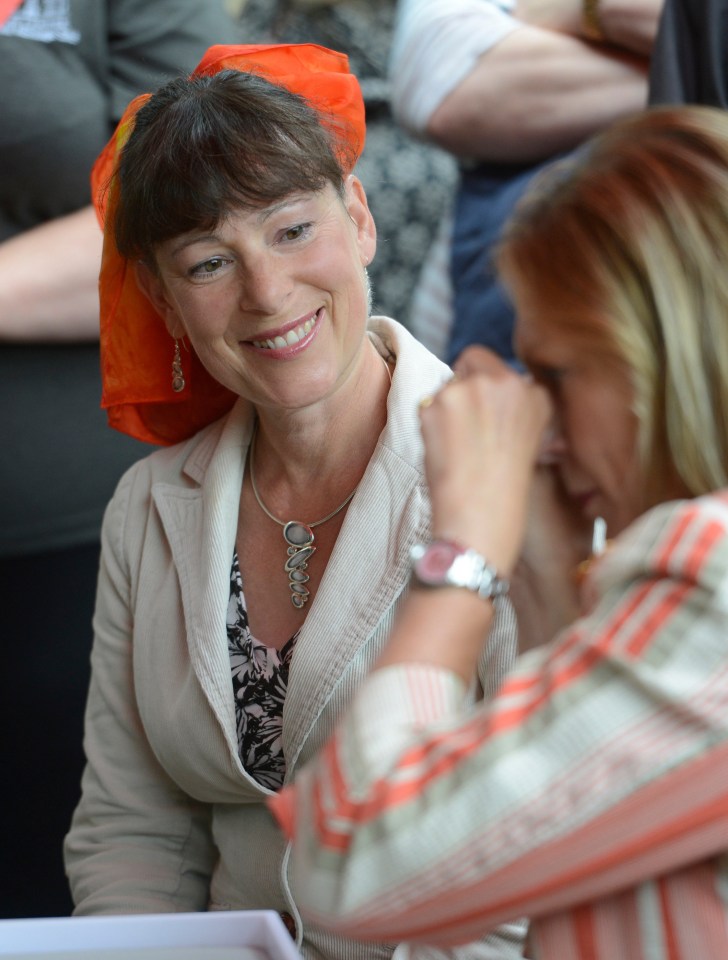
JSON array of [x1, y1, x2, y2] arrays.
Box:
[[253, 316, 317, 350]]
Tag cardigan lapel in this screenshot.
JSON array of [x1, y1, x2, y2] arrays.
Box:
[[152, 401, 254, 759]]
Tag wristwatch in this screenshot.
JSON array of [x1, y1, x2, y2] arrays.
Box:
[[410, 538, 509, 602]]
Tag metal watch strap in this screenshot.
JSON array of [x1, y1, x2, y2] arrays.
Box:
[[410, 540, 509, 601]]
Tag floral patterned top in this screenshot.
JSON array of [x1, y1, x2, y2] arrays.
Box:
[[227, 552, 299, 791]]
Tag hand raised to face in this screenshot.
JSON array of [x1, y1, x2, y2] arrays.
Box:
[[418, 345, 552, 578]]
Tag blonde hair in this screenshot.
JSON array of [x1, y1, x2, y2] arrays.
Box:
[[498, 105, 728, 504]]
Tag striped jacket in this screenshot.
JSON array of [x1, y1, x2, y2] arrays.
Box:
[[271, 491, 728, 959]]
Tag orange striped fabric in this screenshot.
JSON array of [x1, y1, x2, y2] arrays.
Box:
[[270, 492, 728, 958]]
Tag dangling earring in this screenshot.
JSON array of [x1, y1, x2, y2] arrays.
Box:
[[171, 339, 185, 393]]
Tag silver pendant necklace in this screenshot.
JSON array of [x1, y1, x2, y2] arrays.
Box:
[[248, 423, 358, 609], [248, 350, 393, 610]]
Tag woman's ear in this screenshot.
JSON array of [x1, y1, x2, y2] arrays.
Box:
[[344, 175, 377, 267], [134, 260, 184, 337]]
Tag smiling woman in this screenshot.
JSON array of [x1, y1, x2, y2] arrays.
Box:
[[137, 181, 376, 417], [63, 43, 522, 960]]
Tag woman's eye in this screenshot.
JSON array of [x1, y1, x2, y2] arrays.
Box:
[[190, 257, 229, 279], [279, 223, 312, 243]]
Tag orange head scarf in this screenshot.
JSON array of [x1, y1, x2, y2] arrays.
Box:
[[93, 43, 366, 446]]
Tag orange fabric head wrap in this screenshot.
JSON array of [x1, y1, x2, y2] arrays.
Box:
[[92, 43, 366, 446]]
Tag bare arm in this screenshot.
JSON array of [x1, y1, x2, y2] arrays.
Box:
[[0, 206, 103, 343], [427, 25, 650, 161]]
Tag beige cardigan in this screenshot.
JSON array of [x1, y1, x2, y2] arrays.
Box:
[[65, 318, 520, 960]]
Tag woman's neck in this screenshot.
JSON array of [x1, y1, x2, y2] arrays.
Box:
[[248, 339, 392, 516]]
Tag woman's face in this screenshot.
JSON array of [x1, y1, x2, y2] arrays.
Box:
[[512, 283, 644, 538], [137, 176, 376, 413]]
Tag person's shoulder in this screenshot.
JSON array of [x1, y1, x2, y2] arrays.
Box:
[[393, 0, 521, 43], [602, 490, 728, 593], [369, 315, 453, 411], [368, 316, 451, 482], [632, 490, 728, 551], [368, 315, 451, 376], [396, 0, 517, 24], [114, 411, 233, 498]]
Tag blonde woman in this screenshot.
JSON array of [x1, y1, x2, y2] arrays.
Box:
[[273, 105, 728, 958]]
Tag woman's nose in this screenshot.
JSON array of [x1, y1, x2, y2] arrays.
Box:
[[239, 256, 290, 315]]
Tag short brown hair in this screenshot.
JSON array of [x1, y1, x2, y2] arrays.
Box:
[[113, 70, 353, 261]]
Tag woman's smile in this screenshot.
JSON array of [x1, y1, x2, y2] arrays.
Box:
[[248, 307, 323, 358]]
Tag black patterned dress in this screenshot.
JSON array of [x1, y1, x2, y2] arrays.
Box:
[[227, 552, 299, 791]]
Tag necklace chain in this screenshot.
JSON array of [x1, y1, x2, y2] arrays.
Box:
[[247, 347, 393, 609], [249, 422, 358, 528], [248, 348, 392, 529]]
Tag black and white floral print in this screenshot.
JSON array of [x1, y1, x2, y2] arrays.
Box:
[[227, 551, 298, 791]]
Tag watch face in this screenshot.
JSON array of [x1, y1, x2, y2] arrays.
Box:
[[415, 540, 461, 584]]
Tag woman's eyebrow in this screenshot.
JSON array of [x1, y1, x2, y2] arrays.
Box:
[[168, 197, 313, 255], [169, 233, 221, 257], [258, 194, 311, 223]]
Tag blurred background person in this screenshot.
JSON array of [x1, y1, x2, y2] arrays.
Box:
[[0, 0, 237, 919], [389, 0, 662, 363]]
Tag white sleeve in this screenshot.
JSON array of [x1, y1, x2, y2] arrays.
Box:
[[389, 0, 521, 135]]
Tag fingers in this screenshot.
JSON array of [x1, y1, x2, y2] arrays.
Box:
[[415, 368, 554, 574], [418, 364, 552, 451], [418, 370, 458, 415]]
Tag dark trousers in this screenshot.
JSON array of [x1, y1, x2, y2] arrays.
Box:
[[649, 0, 728, 107], [0, 542, 99, 918]]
